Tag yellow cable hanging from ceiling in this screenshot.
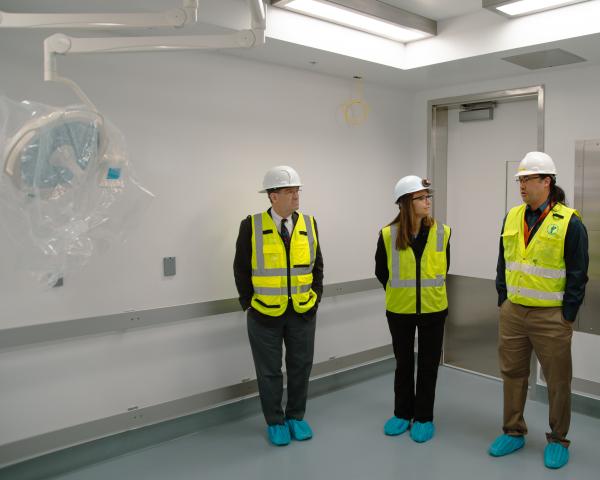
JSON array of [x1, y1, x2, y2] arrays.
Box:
[[343, 76, 369, 126]]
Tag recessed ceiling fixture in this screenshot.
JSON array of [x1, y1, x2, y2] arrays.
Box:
[[271, 0, 436, 43], [483, 0, 591, 18], [502, 48, 586, 69]]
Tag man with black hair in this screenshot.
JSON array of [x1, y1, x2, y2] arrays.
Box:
[[489, 152, 588, 469]]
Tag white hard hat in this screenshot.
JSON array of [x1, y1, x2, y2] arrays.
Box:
[[393, 175, 432, 203], [515, 151, 556, 177], [259, 165, 303, 193]]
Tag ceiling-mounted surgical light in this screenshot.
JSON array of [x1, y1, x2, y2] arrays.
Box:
[[483, 0, 591, 17], [271, 0, 436, 43], [3, 110, 107, 199]]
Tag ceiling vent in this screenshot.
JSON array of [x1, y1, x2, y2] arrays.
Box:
[[502, 48, 586, 70]]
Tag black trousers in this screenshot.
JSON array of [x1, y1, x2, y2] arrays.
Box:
[[247, 306, 316, 426], [386, 311, 446, 423]]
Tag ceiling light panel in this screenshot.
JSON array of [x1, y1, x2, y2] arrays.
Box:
[[271, 0, 436, 43], [483, 0, 591, 17]]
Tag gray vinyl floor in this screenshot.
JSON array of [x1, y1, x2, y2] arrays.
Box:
[[52, 366, 600, 480]]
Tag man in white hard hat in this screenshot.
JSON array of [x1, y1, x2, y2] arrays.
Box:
[[234, 165, 324, 446], [489, 152, 588, 469]]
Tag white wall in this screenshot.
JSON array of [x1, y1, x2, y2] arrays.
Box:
[[408, 63, 600, 387], [0, 29, 405, 446]]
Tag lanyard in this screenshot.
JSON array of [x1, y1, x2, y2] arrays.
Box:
[[523, 203, 552, 247]]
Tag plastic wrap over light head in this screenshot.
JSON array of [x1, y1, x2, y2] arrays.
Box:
[[0, 96, 154, 287], [4, 110, 106, 198]]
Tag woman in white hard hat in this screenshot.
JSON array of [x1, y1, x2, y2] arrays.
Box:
[[375, 175, 450, 443]]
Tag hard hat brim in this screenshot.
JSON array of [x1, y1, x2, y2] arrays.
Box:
[[258, 182, 303, 193], [514, 170, 556, 177], [395, 187, 434, 203]]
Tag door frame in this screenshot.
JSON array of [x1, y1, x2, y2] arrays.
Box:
[[427, 85, 545, 223]]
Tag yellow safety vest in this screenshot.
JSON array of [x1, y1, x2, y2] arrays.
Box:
[[503, 202, 578, 307], [250, 211, 318, 316], [382, 221, 450, 314]]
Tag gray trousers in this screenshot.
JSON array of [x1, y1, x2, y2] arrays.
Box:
[[247, 306, 317, 426]]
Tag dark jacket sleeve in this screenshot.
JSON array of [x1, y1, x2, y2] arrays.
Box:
[[562, 215, 589, 321], [496, 216, 508, 307], [375, 232, 388, 288], [233, 216, 253, 311], [312, 219, 324, 304], [446, 228, 451, 273]]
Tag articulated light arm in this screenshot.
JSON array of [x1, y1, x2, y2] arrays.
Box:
[[0, 0, 198, 29], [250, 0, 267, 30], [42, 0, 266, 111]]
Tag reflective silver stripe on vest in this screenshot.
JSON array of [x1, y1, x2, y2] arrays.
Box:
[[252, 213, 315, 277], [390, 224, 401, 287], [389, 224, 446, 288], [253, 286, 286, 295], [252, 267, 313, 276], [436, 222, 444, 252], [390, 275, 445, 288], [506, 261, 566, 279], [422, 275, 445, 287], [303, 214, 315, 269], [253, 284, 312, 296], [507, 285, 564, 301], [253, 213, 265, 273], [295, 284, 312, 294], [392, 279, 416, 287]]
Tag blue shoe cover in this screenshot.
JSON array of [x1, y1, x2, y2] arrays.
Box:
[[267, 424, 291, 446], [384, 416, 410, 436], [286, 419, 313, 441], [410, 421, 435, 443], [544, 443, 569, 469], [488, 434, 525, 457]]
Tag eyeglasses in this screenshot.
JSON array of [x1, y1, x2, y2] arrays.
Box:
[[515, 175, 541, 184], [412, 194, 433, 202]]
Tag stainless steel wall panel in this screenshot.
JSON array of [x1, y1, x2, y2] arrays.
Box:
[[574, 139, 600, 335], [583, 142, 600, 230], [443, 275, 500, 379]]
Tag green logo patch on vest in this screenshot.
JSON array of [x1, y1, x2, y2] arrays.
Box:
[[547, 224, 559, 235]]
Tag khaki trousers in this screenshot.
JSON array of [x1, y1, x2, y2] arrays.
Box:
[[499, 300, 573, 447]]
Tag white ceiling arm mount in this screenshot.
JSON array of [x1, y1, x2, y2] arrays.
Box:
[[0, 1, 199, 29], [250, 0, 267, 30], [43, 34, 98, 111], [42, 1, 266, 111]]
